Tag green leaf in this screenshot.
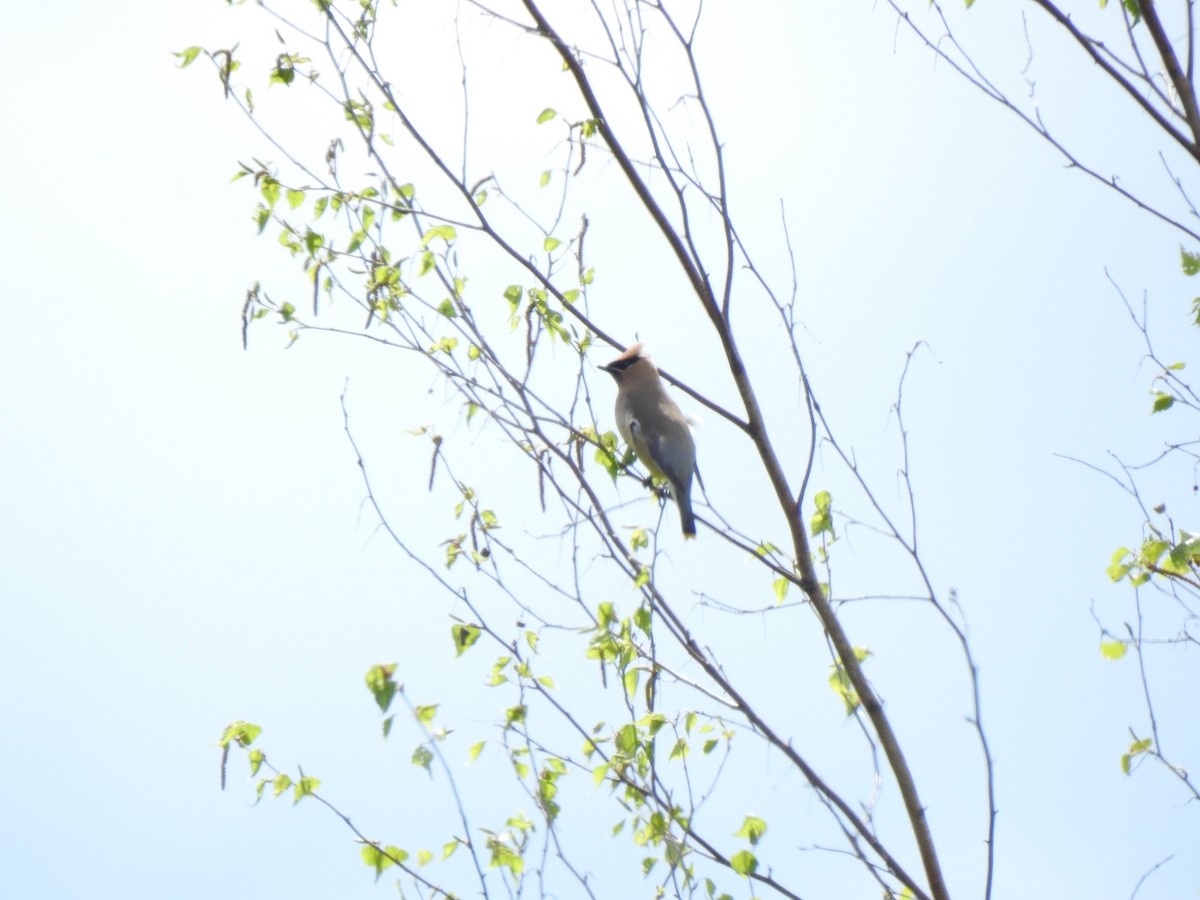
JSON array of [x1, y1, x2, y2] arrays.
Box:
[[421, 224, 457, 246], [293, 774, 320, 803], [539, 170, 551, 188], [810, 489, 834, 537], [730, 849, 758, 876], [536, 107, 558, 124], [418, 250, 436, 276], [361, 844, 396, 878], [412, 745, 433, 771], [468, 740, 486, 763], [734, 815, 768, 845], [1121, 737, 1153, 774], [1100, 639, 1127, 661], [414, 704, 438, 725], [616, 723, 638, 754], [453, 624, 481, 657], [260, 177, 281, 208], [437, 298, 458, 319], [772, 577, 789, 604], [1151, 392, 1174, 413], [1182, 247, 1200, 276], [218, 721, 262, 748], [544, 237, 561, 252], [173, 46, 203, 68], [365, 663, 398, 713]]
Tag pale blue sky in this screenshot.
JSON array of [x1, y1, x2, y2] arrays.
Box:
[[1, 2, 1196, 898]]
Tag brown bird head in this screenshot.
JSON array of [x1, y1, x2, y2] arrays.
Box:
[[599, 343, 649, 382]]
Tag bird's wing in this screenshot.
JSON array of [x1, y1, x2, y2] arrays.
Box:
[[629, 418, 688, 486]]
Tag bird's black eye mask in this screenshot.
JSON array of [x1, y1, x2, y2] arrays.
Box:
[[603, 355, 639, 372]]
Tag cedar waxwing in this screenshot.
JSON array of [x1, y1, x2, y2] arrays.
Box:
[[599, 343, 697, 538]]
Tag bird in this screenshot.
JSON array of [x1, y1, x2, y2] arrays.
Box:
[[599, 343, 697, 538]]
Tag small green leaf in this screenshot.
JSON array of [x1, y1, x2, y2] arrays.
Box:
[[437, 298, 457, 319], [365, 663, 398, 713], [730, 849, 758, 876], [1100, 639, 1127, 661], [810, 489, 834, 537], [453, 624, 481, 657], [361, 844, 397, 878], [174, 46, 203, 68], [421, 224, 457, 246], [536, 108, 558, 124], [1151, 392, 1174, 413], [468, 740, 486, 763], [1121, 737, 1153, 774], [293, 775, 320, 803], [539, 170, 551, 188], [218, 721, 262, 748], [412, 745, 433, 771], [616, 723, 638, 754], [772, 577, 789, 604], [414, 704, 438, 725], [544, 236, 561, 252], [734, 815, 768, 845]]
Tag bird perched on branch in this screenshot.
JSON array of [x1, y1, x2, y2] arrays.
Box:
[[599, 343, 697, 538]]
